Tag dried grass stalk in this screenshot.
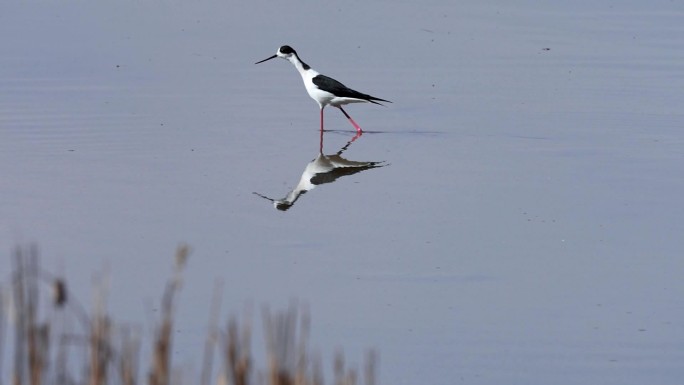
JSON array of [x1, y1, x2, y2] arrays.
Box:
[[2, 245, 377, 385]]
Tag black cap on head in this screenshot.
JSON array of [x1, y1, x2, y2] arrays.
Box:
[[279, 45, 295, 55]]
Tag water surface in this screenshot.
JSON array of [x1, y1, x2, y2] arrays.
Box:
[[1, 1, 683, 384]]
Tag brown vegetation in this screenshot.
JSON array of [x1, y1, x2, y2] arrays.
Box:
[[1, 245, 376, 385]]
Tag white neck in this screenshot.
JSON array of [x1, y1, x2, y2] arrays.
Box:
[[287, 55, 313, 76]]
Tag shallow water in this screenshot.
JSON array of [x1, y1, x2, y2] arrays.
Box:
[[2, 1, 683, 384]]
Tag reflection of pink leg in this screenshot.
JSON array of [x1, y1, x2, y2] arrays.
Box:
[[350, 130, 362, 143], [338, 107, 363, 133], [320, 108, 324, 131]]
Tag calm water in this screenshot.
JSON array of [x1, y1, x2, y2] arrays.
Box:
[[1, 1, 683, 384]]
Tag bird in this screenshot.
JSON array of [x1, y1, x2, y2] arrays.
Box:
[[255, 45, 390, 133], [253, 130, 385, 211]]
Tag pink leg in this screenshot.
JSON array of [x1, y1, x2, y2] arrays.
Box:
[[338, 107, 363, 133], [320, 108, 324, 131]]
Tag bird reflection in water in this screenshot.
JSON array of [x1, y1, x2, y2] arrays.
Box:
[[253, 131, 386, 211]]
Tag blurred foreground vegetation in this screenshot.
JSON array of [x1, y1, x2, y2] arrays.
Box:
[[0, 244, 376, 385]]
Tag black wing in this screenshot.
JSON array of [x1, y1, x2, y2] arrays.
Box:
[[312, 75, 391, 104]]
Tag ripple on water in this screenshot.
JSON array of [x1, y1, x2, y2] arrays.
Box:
[[0, 77, 155, 157]]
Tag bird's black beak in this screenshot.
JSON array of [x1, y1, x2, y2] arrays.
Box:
[[255, 54, 277, 64], [253, 192, 275, 202]]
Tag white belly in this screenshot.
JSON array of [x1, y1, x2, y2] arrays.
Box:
[[306, 85, 334, 107]]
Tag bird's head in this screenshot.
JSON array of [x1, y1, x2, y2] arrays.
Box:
[[276, 45, 297, 59], [255, 45, 299, 64]]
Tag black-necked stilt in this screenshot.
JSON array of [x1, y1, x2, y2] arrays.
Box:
[[255, 45, 391, 133], [253, 130, 385, 211]]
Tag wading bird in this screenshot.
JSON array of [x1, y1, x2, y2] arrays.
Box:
[[255, 45, 391, 133]]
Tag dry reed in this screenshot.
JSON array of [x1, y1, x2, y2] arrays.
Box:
[[0, 244, 377, 385]]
